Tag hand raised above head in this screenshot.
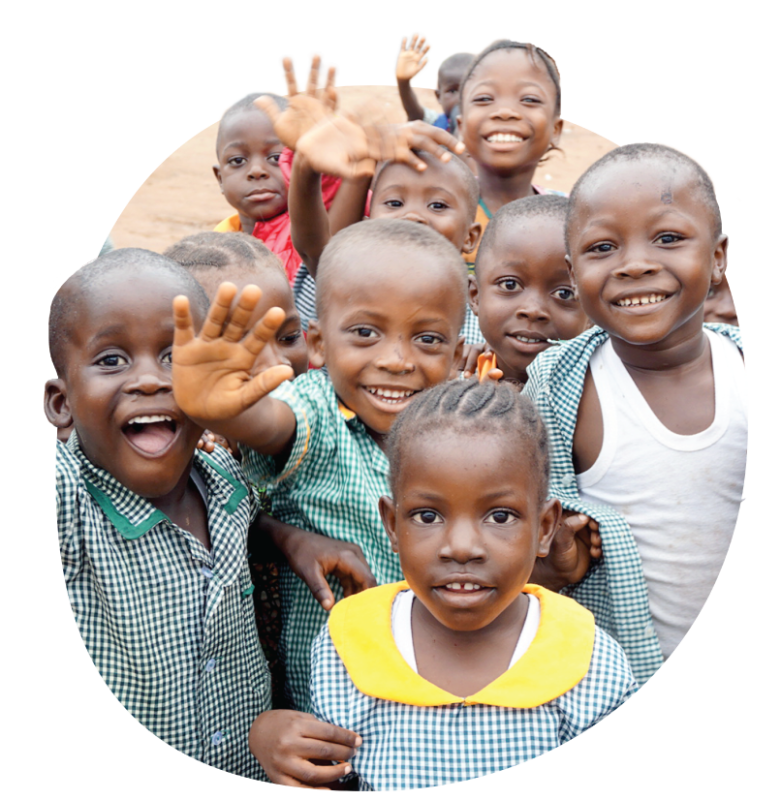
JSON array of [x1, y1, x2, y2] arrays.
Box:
[[172, 282, 294, 424], [396, 33, 430, 81], [255, 55, 338, 151]]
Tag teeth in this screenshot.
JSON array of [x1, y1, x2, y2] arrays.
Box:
[[445, 582, 483, 591], [616, 293, 668, 307], [514, 335, 545, 343], [487, 133, 523, 143], [127, 415, 173, 425], [366, 387, 415, 402]]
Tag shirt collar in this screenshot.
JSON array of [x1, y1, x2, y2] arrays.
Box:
[[67, 434, 247, 540], [328, 581, 595, 708]]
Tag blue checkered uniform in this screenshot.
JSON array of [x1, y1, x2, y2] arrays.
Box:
[[310, 585, 637, 790], [57, 435, 270, 779], [241, 370, 404, 711], [523, 323, 743, 685]]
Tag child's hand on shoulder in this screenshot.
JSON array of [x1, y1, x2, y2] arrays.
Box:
[[249, 710, 361, 788], [172, 283, 294, 424], [531, 512, 602, 592], [196, 430, 235, 456], [396, 34, 430, 81], [255, 56, 337, 151]]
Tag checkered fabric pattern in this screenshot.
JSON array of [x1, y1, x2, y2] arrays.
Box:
[[241, 369, 404, 712], [310, 618, 637, 790], [523, 323, 743, 685], [57, 436, 270, 779], [292, 266, 484, 344]]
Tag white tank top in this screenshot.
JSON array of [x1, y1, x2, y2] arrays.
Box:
[[577, 330, 747, 659]]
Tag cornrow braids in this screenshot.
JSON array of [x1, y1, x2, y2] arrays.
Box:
[[164, 231, 284, 275], [459, 40, 561, 117], [387, 379, 550, 504]]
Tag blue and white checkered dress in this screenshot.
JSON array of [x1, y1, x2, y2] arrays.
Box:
[[523, 323, 743, 685], [56, 436, 270, 779], [310, 583, 637, 790]]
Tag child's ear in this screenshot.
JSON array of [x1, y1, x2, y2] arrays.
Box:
[[434, 88, 441, 104], [565, 253, 575, 283], [536, 498, 562, 558], [462, 222, 481, 254], [456, 114, 462, 137], [44, 379, 72, 430], [467, 274, 480, 317], [551, 117, 564, 147], [710, 234, 729, 285], [379, 495, 399, 552], [213, 164, 223, 192], [306, 320, 326, 369]]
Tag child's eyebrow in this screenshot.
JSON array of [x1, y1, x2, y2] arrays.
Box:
[[86, 325, 127, 346]]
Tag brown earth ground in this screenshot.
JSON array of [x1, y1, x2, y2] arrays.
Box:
[[110, 85, 616, 251]]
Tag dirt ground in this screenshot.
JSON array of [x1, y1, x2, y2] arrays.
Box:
[[110, 85, 616, 252]]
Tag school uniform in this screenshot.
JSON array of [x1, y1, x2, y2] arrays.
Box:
[[57, 435, 270, 779], [310, 581, 637, 791]]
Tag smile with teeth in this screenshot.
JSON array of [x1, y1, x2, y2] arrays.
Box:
[[487, 133, 524, 143], [444, 582, 485, 592], [365, 387, 416, 404], [127, 414, 173, 426], [513, 335, 547, 344], [615, 293, 669, 307]]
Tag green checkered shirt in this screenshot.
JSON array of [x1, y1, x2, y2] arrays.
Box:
[[523, 323, 743, 685], [57, 435, 270, 779], [241, 369, 403, 712]]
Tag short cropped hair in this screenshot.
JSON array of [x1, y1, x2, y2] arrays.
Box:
[[164, 231, 284, 278], [475, 194, 568, 275], [565, 143, 722, 250], [315, 219, 467, 327], [216, 92, 288, 152], [49, 248, 210, 377], [460, 40, 561, 117], [438, 52, 474, 80], [386, 379, 550, 504], [370, 150, 479, 222]]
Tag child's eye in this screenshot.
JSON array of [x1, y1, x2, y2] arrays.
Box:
[[497, 278, 521, 292], [471, 94, 493, 103], [96, 353, 128, 368], [383, 199, 403, 209], [655, 233, 683, 245], [428, 201, 449, 211], [411, 509, 442, 524], [160, 351, 173, 365], [521, 95, 542, 104], [553, 287, 576, 301], [587, 242, 615, 254], [268, 153, 282, 165], [279, 330, 303, 345], [707, 286, 716, 299], [486, 509, 517, 524], [350, 326, 379, 339], [415, 333, 445, 346], [227, 156, 247, 167]]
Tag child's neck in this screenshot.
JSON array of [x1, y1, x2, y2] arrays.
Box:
[[148, 459, 210, 549], [477, 164, 538, 215], [610, 316, 709, 374], [411, 593, 529, 698]]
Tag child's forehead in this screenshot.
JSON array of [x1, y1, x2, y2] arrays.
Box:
[[375, 159, 470, 201], [217, 107, 277, 148], [468, 47, 551, 87]]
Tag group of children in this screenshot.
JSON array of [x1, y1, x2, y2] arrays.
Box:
[[48, 34, 745, 791]]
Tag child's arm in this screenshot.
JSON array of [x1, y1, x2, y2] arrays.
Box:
[[396, 34, 430, 122], [257, 512, 377, 609], [249, 710, 361, 788], [171, 283, 296, 454]]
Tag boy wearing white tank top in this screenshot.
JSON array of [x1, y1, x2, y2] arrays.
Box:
[[524, 144, 745, 685]]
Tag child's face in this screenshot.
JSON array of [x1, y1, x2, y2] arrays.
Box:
[[458, 48, 562, 176], [704, 274, 738, 327], [380, 428, 559, 633], [308, 247, 465, 443], [435, 65, 465, 118], [567, 160, 728, 350], [59, 269, 205, 497], [469, 217, 588, 383], [370, 160, 479, 254], [213, 109, 287, 230], [195, 266, 308, 378]]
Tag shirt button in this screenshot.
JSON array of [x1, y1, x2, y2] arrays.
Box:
[[644, 624, 656, 638], [563, 474, 576, 486], [205, 658, 217, 673], [211, 731, 223, 746], [201, 566, 213, 579]]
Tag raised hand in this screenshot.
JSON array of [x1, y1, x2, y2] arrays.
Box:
[[172, 282, 294, 424], [296, 117, 465, 179], [255, 55, 337, 151], [396, 34, 430, 81]]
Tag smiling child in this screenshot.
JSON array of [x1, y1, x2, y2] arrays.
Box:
[[469, 195, 590, 387], [172, 219, 468, 714], [524, 143, 746, 684], [309, 379, 637, 790]]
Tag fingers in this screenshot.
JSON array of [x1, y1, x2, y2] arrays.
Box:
[[302, 563, 336, 611], [324, 66, 337, 112], [254, 95, 281, 123], [336, 552, 377, 597], [283, 56, 298, 96], [306, 55, 321, 96], [243, 364, 295, 407], [200, 282, 237, 342], [222, 284, 263, 343], [172, 295, 196, 347], [280, 761, 351, 788], [245, 306, 287, 356]]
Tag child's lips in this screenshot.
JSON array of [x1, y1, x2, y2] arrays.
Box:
[[610, 291, 673, 312], [246, 189, 278, 202], [362, 385, 418, 409], [505, 331, 552, 354], [120, 414, 179, 456]]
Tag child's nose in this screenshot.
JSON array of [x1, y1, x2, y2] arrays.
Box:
[[374, 338, 415, 374], [439, 520, 486, 563], [613, 245, 663, 280], [491, 104, 522, 120], [248, 157, 270, 179], [515, 289, 550, 321], [125, 361, 172, 395], [401, 209, 428, 226]]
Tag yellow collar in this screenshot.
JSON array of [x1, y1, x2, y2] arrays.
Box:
[[328, 581, 595, 708], [337, 401, 356, 420]]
